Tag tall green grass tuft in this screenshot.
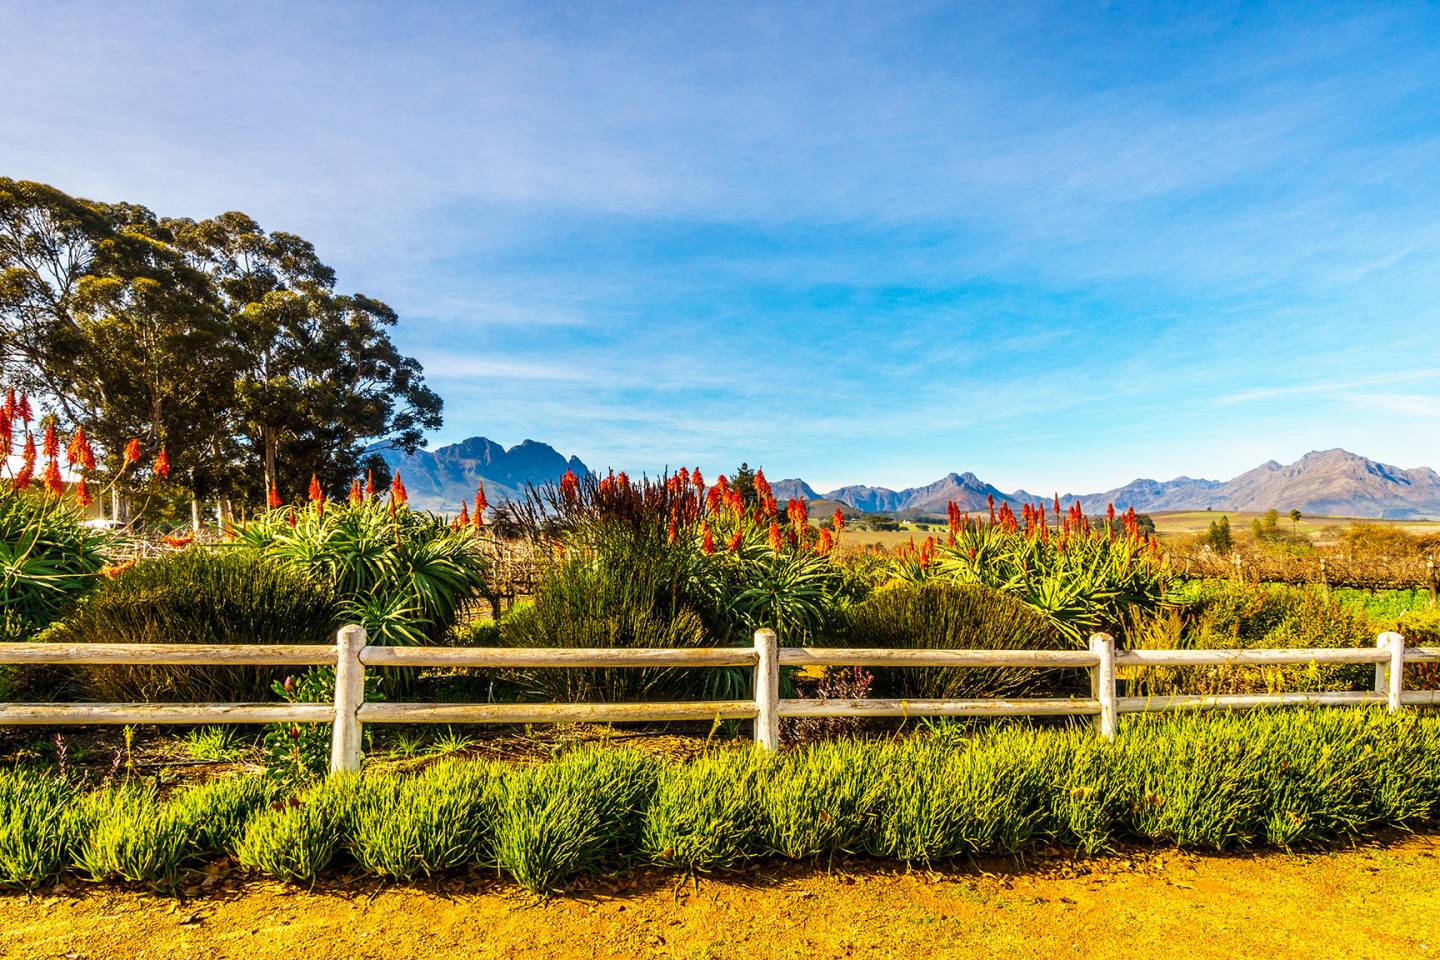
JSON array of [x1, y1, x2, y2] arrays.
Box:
[[641, 748, 769, 873], [350, 759, 505, 880], [760, 739, 886, 859], [0, 769, 79, 888], [494, 747, 658, 893], [234, 775, 362, 882]]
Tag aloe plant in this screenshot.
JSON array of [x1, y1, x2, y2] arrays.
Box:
[[0, 489, 108, 641]]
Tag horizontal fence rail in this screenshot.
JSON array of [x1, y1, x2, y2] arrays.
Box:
[[0, 627, 1436, 772]]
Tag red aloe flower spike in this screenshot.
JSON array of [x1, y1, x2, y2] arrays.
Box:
[[1, 388, 12, 424], [12, 461, 33, 492], [677, 467, 690, 489], [66, 426, 86, 466], [754, 469, 772, 501], [74, 477, 93, 508], [154, 446, 170, 479], [701, 523, 715, 554], [308, 473, 324, 505], [122, 438, 141, 468], [348, 479, 362, 505], [1054, 492, 1061, 517], [616, 471, 630, 488], [716, 474, 729, 494], [391, 470, 408, 505], [458, 501, 470, 526], [727, 530, 743, 552], [474, 480, 488, 516], [16, 393, 30, 425], [269, 484, 283, 509], [42, 421, 58, 460], [692, 468, 705, 492], [560, 468, 579, 501], [667, 519, 677, 544], [21, 432, 36, 471], [365, 470, 376, 500], [706, 484, 724, 513], [817, 527, 834, 554], [768, 521, 783, 552], [42, 457, 63, 497], [833, 508, 845, 532], [288, 507, 298, 528]]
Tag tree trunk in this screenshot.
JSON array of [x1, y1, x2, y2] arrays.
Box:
[[263, 425, 278, 497], [191, 498, 202, 532]]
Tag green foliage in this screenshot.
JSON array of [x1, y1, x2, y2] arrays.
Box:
[[918, 523, 1172, 642], [0, 490, 107, 642], [494, 748, 658, 892], [1133, 581, 1373, 695], [826, 582, 1067, 699], [0, 769, 78, 888], [40, 547, 337, 702], [700, 541, 849, 644], [234, 774, 362, 882], [350, 759, 504, 880], [261, 666, 385, 788], [641, 749, 768, 873], [233, 500, 488, 647], [1199, 514, 1233, 552], [5, 710, 1440, 891]]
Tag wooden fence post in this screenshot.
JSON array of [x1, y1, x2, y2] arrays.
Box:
[[1374, 633, 1389, 698], [1232, 552, 1243, 581], [1088, 632, 1117, 741], [1381, 631, 1405, 713], [330, 624, 367, 773], [754, 628, 780, 750]]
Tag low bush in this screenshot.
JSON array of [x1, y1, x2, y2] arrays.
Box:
[[6, 710, 1440, 893], [0, 490, 107, 642], [823, 581, 1071, 700], [1131, 582, 1374, 696], [39, 548, 338, 702]]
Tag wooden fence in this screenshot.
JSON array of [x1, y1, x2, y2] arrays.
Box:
[[0, 627, 1437, 773]]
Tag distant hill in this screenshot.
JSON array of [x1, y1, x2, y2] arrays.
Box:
[[1069, 449, 1440, 519], [366, 437, 589, 511], [803, 449, 1440, 520], [770, 478, 820, 501]]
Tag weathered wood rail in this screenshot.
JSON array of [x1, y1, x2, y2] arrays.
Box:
[[0, 628, 1435, 772]]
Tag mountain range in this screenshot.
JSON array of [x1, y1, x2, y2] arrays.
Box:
[[370, 439, 1440, 519]]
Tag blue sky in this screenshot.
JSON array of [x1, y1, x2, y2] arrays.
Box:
[[3, 1, 1439, 493]]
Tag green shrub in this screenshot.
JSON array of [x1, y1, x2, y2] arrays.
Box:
[[39, 548, 338, 702], [233, 500, 489, 648], [1132, 582, 1374, 695], [760, 739, 886, 859], [871, 728, 1058, 862], [72, 784, 192, 884], [499, 570, 715, 703], [234, 774, 361, 882], [0, 769, 79, 888], [641, 748, 768, 873], [824, 581, 1070, 699], [350, 759, 503, 880], [0, 490, 107, 642], [172, 777, 276, 859], [494, 747, 658, 892]]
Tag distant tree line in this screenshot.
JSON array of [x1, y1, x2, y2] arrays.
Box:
[[0, 178, 441, 522]]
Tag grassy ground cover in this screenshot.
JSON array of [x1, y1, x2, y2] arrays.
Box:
[[2, 711, 1437, 895]]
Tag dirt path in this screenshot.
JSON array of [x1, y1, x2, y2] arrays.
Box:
[[2, 836, 1438, 960]]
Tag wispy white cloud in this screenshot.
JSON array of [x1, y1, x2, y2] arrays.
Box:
[[1217, 370, 1440, 405]]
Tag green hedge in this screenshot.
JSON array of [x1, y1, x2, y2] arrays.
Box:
[[37, 548, 339, 702], [3, 710, 1438, 892]]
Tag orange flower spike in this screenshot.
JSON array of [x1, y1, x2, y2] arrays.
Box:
[[706, 485, 724, 513], [348, 478, 362, 505], [365, 470, 376, 500], [154, 446, 170, 479], [754, 469, 772, 501], [727, 530, 743, 552], [560, 468, 579, 501], [20, 432, 36, 470], [818, 527, 834, 554], [65, 425, 85, 466], [701, 522, 715, 554], [308, 473, 323, 504], [288, 507, 298, 528], [1, 388, 12, 423], [767, 521, 783, 552], [616, 471, 630, 488], [42, 457, 63, 496], [692, 468, 705, 493], [391, 470, 408, 505], [458, 501, 470, 526], [833, 508, 845, 532], [667, 519, 677, 544], [42, 421, 58, 460], [12, 459, 33, 492], [74, 478, 93, 508], [269, 484, 284, 509], [16, 393, 31, 425], [474, 480, 488, 516], [122, 438, 141, 468]]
